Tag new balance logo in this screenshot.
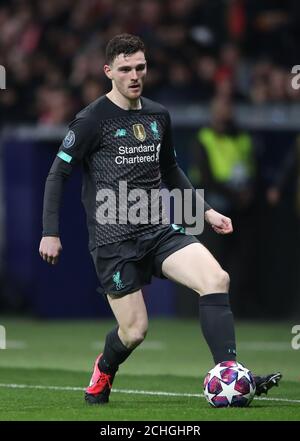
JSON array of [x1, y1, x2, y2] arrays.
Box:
[[114, 129, 127, 138]]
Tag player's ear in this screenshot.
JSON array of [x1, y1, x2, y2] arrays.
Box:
[[104, 64, 113, 80]]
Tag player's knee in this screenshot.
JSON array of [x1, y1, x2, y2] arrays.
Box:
[[202, 269, 230, 294], [127, 329, 147, 348], [215, 269, 230, 292], [124, 325, 148, 348]]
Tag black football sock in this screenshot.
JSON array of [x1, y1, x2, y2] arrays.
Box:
[[199, 293, 237, 364], [99, 327, 133, 374]]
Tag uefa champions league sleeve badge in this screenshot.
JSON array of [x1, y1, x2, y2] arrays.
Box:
[[63, 130, 76, 149]]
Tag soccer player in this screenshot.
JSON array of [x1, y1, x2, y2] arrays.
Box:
[[39, 34, 281, 404]]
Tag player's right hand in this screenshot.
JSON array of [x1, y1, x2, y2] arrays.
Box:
[[39, 236, 62, 265]]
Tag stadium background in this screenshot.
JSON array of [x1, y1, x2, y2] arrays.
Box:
[[1, 0, 300, 320]]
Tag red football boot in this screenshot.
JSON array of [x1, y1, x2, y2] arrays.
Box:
[[85, 354, 115, 404]]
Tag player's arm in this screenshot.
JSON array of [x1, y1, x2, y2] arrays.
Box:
[[159, 112, 233, 235], [39, 158, 71, 264], [40, 117, 99, 264]]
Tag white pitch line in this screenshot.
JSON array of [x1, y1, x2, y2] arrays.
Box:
[[0, 383, 299, 404]]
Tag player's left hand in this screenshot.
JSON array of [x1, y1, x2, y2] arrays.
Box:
[[204, 209, 233, 235]]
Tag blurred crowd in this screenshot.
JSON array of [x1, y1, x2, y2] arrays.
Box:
[[1, 0, 300, 125]]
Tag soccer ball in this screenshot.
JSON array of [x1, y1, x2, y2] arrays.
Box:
[[203, 361, 256, 408]]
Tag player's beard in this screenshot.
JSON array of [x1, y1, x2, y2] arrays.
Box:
[[126, 81, 143, 99], [113, 79, 144, 103]]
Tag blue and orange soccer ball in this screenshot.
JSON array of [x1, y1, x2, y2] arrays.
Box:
[[203, 361, 256, 408]]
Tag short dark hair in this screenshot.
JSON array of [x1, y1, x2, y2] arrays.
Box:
[[105, 34, 145, 65]]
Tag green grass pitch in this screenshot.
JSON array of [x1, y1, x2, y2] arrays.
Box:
[[0, 318, 299, 421]]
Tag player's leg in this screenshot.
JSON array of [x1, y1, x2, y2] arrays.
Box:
[[162, 242, 236, 364], [161, 241, 282, 394], [162, 242, 230, 295], [104, 288, 148, 365], [85, 289, 148, 404]]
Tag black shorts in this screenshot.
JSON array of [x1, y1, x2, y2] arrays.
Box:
[[91, 224, 199, 296]]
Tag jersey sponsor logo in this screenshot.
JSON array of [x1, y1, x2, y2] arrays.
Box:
[[63, 130, 76, 148], [114, 143, 160, 165], [114, 128, 127, 138], [150, 121, 160, 140], [112, 271, 125, 291], [133, 124, 146, 142]]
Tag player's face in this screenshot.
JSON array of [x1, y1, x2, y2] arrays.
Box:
[[105, 51, 147, 100]]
